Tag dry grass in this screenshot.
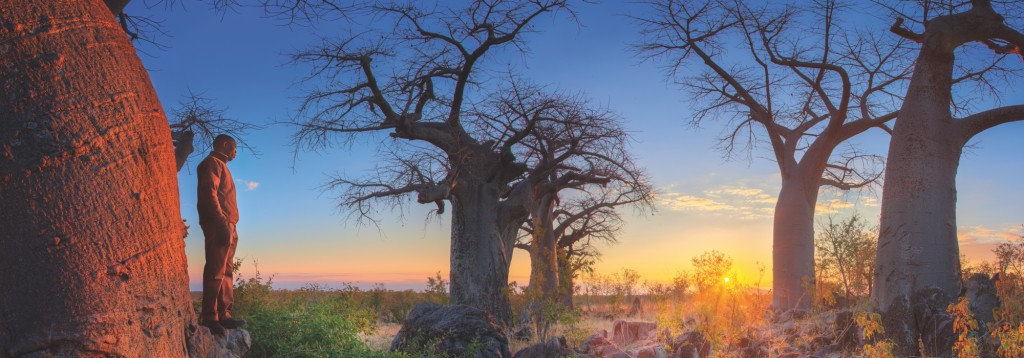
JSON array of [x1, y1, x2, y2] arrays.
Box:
[[360, 322, 402, 351]]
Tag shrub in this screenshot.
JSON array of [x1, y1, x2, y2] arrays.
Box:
[[231, 263, 380, 357]]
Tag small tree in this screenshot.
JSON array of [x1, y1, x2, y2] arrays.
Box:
[[815, 213, 876, 301], [691, 250, 733, 294]]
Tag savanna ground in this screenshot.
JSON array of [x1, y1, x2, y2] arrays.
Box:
[[195, 234, 1024, 358]]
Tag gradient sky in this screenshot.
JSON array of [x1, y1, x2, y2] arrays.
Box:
[[124, 1, 1024, 291]]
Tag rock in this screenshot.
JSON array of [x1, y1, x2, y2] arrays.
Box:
[[580, 330, 622, 357], [612, 320, 658, 346], [911, 287, 955, 357], [735, 335, 768, 358], [512, 336, 572, 358], [964, 273, 1000, 330], [390, 302, 511, 358], [832, 309, 859, 351], [513, 324, 533, 342], [669, 331, 711, 358], [776, 308, 809, 323], [629, 344, 667, 358], [186, 323, 251, 358]]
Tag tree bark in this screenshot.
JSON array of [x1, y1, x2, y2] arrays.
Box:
[[873, 15, 966, 357], [557, 249, 574, 309], [0, 0, 193, 356], [526, 188, 560, 311], [527, 235, 559, 305], [872, 1, 1024, 354], [449, 174, 519, 329], [771, 175, 819, 310]]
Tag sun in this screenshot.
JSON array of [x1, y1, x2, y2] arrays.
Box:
[[723, 277, 730, 283]]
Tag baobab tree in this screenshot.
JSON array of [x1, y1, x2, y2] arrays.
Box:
[[517, 191, 636, 308], [490, 85, 652, 335], [552, 201, 624, 308], [873, 0, 1024, 354], [636, 0, 898, 310], [0, 0, 194, 355], [288, 1, 581, 326]]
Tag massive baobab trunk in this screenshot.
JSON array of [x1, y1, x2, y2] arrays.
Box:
[[875, 1, 1024, 355], [874, 33, 966, 355], [772, 176, 820, 309], [449, 160, 526, 328], [0, 0, 193, 356], [448, 145, 528, 327]]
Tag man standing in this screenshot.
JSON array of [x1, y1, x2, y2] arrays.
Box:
[[197, 134, 245, 335]]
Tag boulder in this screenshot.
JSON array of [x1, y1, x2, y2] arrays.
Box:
[[628, 344, 667, 358], [390, 302, 511, 358], [911, 287, 954, 357], [964, 273, 1000, 329], [734, 335, 768, 358], [513, 324, 533, 342], [512, 336, 572, 358], [669, 331, 710, 358], [612, 320, 658, 346], [186, 323, 251, 358], [580, 330, 623, 357], [832, 309, 859, 352]]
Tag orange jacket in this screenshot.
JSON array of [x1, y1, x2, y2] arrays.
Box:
[[197, 152, 238, 225]]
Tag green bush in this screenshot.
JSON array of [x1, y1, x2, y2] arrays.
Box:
[[231, 264, 381, 357]]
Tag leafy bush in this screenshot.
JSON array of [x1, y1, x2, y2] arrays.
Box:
[[231, 263, 380, 357]]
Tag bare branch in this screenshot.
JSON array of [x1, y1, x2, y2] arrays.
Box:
[[169, 91, 260, 171], [958, 105, 1024, 140]]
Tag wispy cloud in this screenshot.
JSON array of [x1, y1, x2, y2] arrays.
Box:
[[958, 225, 1022, 245], [659, 185, 776, 220], [816, 199, 855, 215]]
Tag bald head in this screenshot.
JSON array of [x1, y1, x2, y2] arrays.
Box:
[[213, 134, 237, 161]]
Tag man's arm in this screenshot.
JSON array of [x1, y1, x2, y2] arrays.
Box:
[[197, 161, 228, 224]]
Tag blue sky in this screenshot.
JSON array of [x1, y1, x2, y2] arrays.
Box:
[[126, 1, 1024, 290]]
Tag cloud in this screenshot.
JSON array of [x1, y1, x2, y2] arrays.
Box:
[[659, 185, 776, 220], [659, 193, 734, 212], [958, 225, 1022, 245], [861, 197, 879, 207], [235, 179, 260, 191], [815, 199, 855, 215]]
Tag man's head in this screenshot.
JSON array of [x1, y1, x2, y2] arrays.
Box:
[[213, 134, 237, 162]]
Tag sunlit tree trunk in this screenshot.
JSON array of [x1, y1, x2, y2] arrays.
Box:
[[772, 176, 819, 310], [874, 2, 1024, 354], [874, 44, 964, 355], [0, 0, 193, 356]]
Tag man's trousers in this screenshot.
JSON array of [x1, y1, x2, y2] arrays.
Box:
[[200, 221, 237, 322]]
